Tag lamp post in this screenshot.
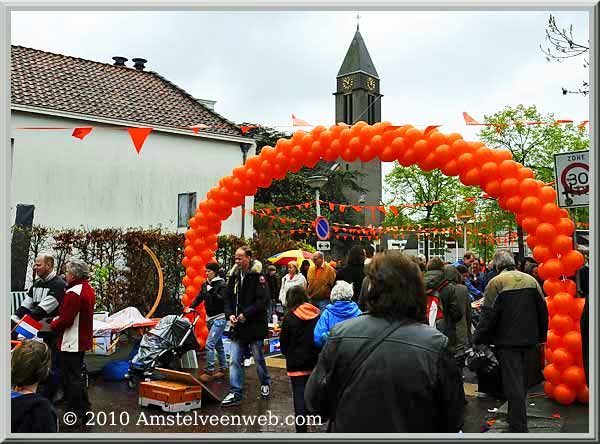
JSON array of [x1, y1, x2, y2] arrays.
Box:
[[457, 213, 472, 255], [239, 143, 252, 238], [306, 175, 329, 218]]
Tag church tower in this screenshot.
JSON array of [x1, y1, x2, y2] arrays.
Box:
[[334, 26, 383, 227]]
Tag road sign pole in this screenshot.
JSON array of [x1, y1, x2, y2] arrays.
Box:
[[315, 189, 321, 218]]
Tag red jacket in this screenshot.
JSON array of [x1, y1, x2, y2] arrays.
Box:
[[51, 278, 95, 352]]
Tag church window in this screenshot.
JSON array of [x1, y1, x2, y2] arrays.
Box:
[[344, 94, 353, 124], [367, 94, 376, 124], [178, 192, 197, 228]]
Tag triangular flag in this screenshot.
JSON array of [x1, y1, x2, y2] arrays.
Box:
[[240, 125, 259, 134], [339, 205, 346, 213], [292, 114, 311, 126], [553, 119, 574, 125], [389, 206, 399, 217], [304, 202, 311, 209], [462, 112, 481, 125], [128, 127, 153, 154], [579, 120, 589, 130], [377, 206, 387, 215], [189, 124, 209, 133], [423, 125, 441, 136], [72, 127, 93, 140], [352, 205, 363, 212], [329, 203, 335, 212]]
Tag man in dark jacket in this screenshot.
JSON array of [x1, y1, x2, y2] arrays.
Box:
[[12, 252, 66, 403], [424, 257, 462, 343], [221, 246, 271, 407], [335, 245, 366, 302], [305, 250, 464, 433], [473, 250, 548, 433], [189, 261, 228, 383]]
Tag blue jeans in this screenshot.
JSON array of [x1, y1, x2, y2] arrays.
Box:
[[312, 299, 330, 311], [229, 339, 271, 397], [205, 318, 227, 373]]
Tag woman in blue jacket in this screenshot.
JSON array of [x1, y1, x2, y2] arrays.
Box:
[[314, 280, 361, 347]]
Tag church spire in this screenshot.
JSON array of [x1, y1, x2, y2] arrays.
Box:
[[337, 27, 379, 79]]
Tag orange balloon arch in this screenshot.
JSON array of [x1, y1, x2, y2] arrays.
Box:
[[181, 120, 587, 405]]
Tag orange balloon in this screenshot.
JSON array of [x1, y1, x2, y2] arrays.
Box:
[[515, 213, 524, 226], [181, 257, 191, 268], [434, 144, 452, 165], [480, 161, 500, 180], [185, 285, 199, 298], [526, 234, 537, 250], [457, 153, 475, 173], [576, 385, 589, 404], [404, 127, 422, 145], [519, 178, 540, 196], [562, 331, 582, 356], [539, 186, 558, 204], [499, 159, 520, 178], [539, 203, 560, 223], [521, 196, 542, 216], [551, 236, 573, 257], [563, 279, 577, 296], [549, 314, 574, 336], [494, 149, 513, 163], [558, 208, 570, 218], [483, 179, 502, 197], [569, 298, 585, 321], [543, 278, 565, 297], [500, 177, 520, 196], [561, 250, 585, 275], [460, 168, 481, 186], [474, 146, 494, 165], [546, 297, 556, 318], [544, 346, 554, 365], [553, 384, 577, 405], [555, 218, 575, 236], [182, 276, 192, 287], [538, 258, 563, 280], [546, 330, 562, 350], [535, 223, 557, 245], [553, 292, 575, 315], [552, 347, 575, 370], [517, 167, 535, 180], [533, 245, 554, 263], [544, 380, 555, 398], [506, 195, 523, 213], [543, 363, 562, 385], [399, 148, 418, 167]]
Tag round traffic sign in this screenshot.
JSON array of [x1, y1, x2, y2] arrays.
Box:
[[561, 162, 589, 196], [315, 216, 330, 241]]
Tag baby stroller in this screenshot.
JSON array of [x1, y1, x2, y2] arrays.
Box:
[[124, 311, 200, 389]]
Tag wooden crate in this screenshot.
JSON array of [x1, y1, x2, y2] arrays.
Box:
[[139, 368, 203, 413]]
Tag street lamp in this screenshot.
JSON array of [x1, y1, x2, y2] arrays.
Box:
[[457, 213, 473, 253], [306, 175, 329, 217]]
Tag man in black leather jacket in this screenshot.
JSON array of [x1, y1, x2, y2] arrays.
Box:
[[305, 250, 465, 433]]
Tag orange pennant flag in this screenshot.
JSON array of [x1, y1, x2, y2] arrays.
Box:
[[304, 202, 311, 209], [462, 112, 481, 125], [389, 206, 399, 217], [423, 125, 441, 136], [352, 205, 363, 212], [377, 205, 387, 215], [553, 119, 573, 125], [72, 127, 93, 140], [329, 203, 335, 212], [578, 120, 589, 130], [526, 121, 544, 125], [339, 205, 346, 213], [292, 114, 311, 126], [189, 124, 209, 133], [128, 127, 153, 154]]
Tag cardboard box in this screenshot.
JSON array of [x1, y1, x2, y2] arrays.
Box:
[[139, 368, 203, 413]]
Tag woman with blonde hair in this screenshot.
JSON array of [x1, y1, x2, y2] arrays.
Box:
[[279, 261, 307, 307]]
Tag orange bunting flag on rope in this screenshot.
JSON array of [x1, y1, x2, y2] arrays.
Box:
[[352, 205, 363, 212], [292, 114, 311, 126], [423, 125, 441, 136], [339, 205, 346, 213], [389, 206, 399, 217], [462, 112, 481, 125], [579, 120, 589, 130], [239, 125, 259, 134], [329, 203, 335, 212], [72, 127, 93, 140], [127, 127, 153, 154], [377, 206, 387, 215], [304, 202, 311, 209], [553, 119, 574, 125], [189, 124, 209, 133]]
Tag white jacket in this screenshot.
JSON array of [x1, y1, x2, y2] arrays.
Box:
[[279, 273, 307, 305]]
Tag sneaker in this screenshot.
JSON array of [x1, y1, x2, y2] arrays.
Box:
[[221, 392, 242, 407], [260, 385, 270, 399], [244, 358, 254, 367]]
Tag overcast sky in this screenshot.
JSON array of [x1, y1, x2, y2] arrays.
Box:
[[11, 9, 590, 187]]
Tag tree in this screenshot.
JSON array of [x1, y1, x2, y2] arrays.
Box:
[[540, 14, 589, 96], [478, 104, 590, 259], [384, 163, 474, 260]]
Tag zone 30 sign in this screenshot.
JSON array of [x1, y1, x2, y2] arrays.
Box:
[[554, 150, 590, 208]]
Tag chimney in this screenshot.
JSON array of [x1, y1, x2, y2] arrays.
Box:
[[112, 56, 128, 67], [132, 58, 147, 71]]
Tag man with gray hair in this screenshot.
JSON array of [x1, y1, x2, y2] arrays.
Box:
[[51, 258, 95, 426], [473, 250, 548, 433], [307, 251, 337, 311]]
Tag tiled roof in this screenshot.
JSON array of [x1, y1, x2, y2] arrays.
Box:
[[11, 45, 243, 137], [337, 29, 379, 79]]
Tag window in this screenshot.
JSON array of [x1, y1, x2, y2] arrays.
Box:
[[344, 94, 353, 124], [178, 192, 197, 228], [367, 95, 376, 125]]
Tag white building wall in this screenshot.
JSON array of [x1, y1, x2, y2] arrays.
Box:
[[10, 111, 254, 235]]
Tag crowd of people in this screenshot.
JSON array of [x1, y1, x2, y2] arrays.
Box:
[[11, 244, 589, 434]]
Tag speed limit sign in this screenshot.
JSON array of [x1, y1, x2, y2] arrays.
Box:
[[554, 150, 589, 208]]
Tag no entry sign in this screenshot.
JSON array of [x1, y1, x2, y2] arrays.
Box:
[[315, 216, 331, 240], [554, 150, 590, 208]]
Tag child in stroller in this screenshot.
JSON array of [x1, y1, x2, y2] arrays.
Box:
[[125, 311, 200, 389]]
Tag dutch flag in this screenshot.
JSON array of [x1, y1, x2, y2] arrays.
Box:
[[15, 315, 42, 339]]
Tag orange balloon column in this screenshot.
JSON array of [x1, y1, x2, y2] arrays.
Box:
[[181, 121, 587, 404]]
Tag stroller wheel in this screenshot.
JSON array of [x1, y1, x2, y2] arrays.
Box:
[[127, 377, 138, 389]]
